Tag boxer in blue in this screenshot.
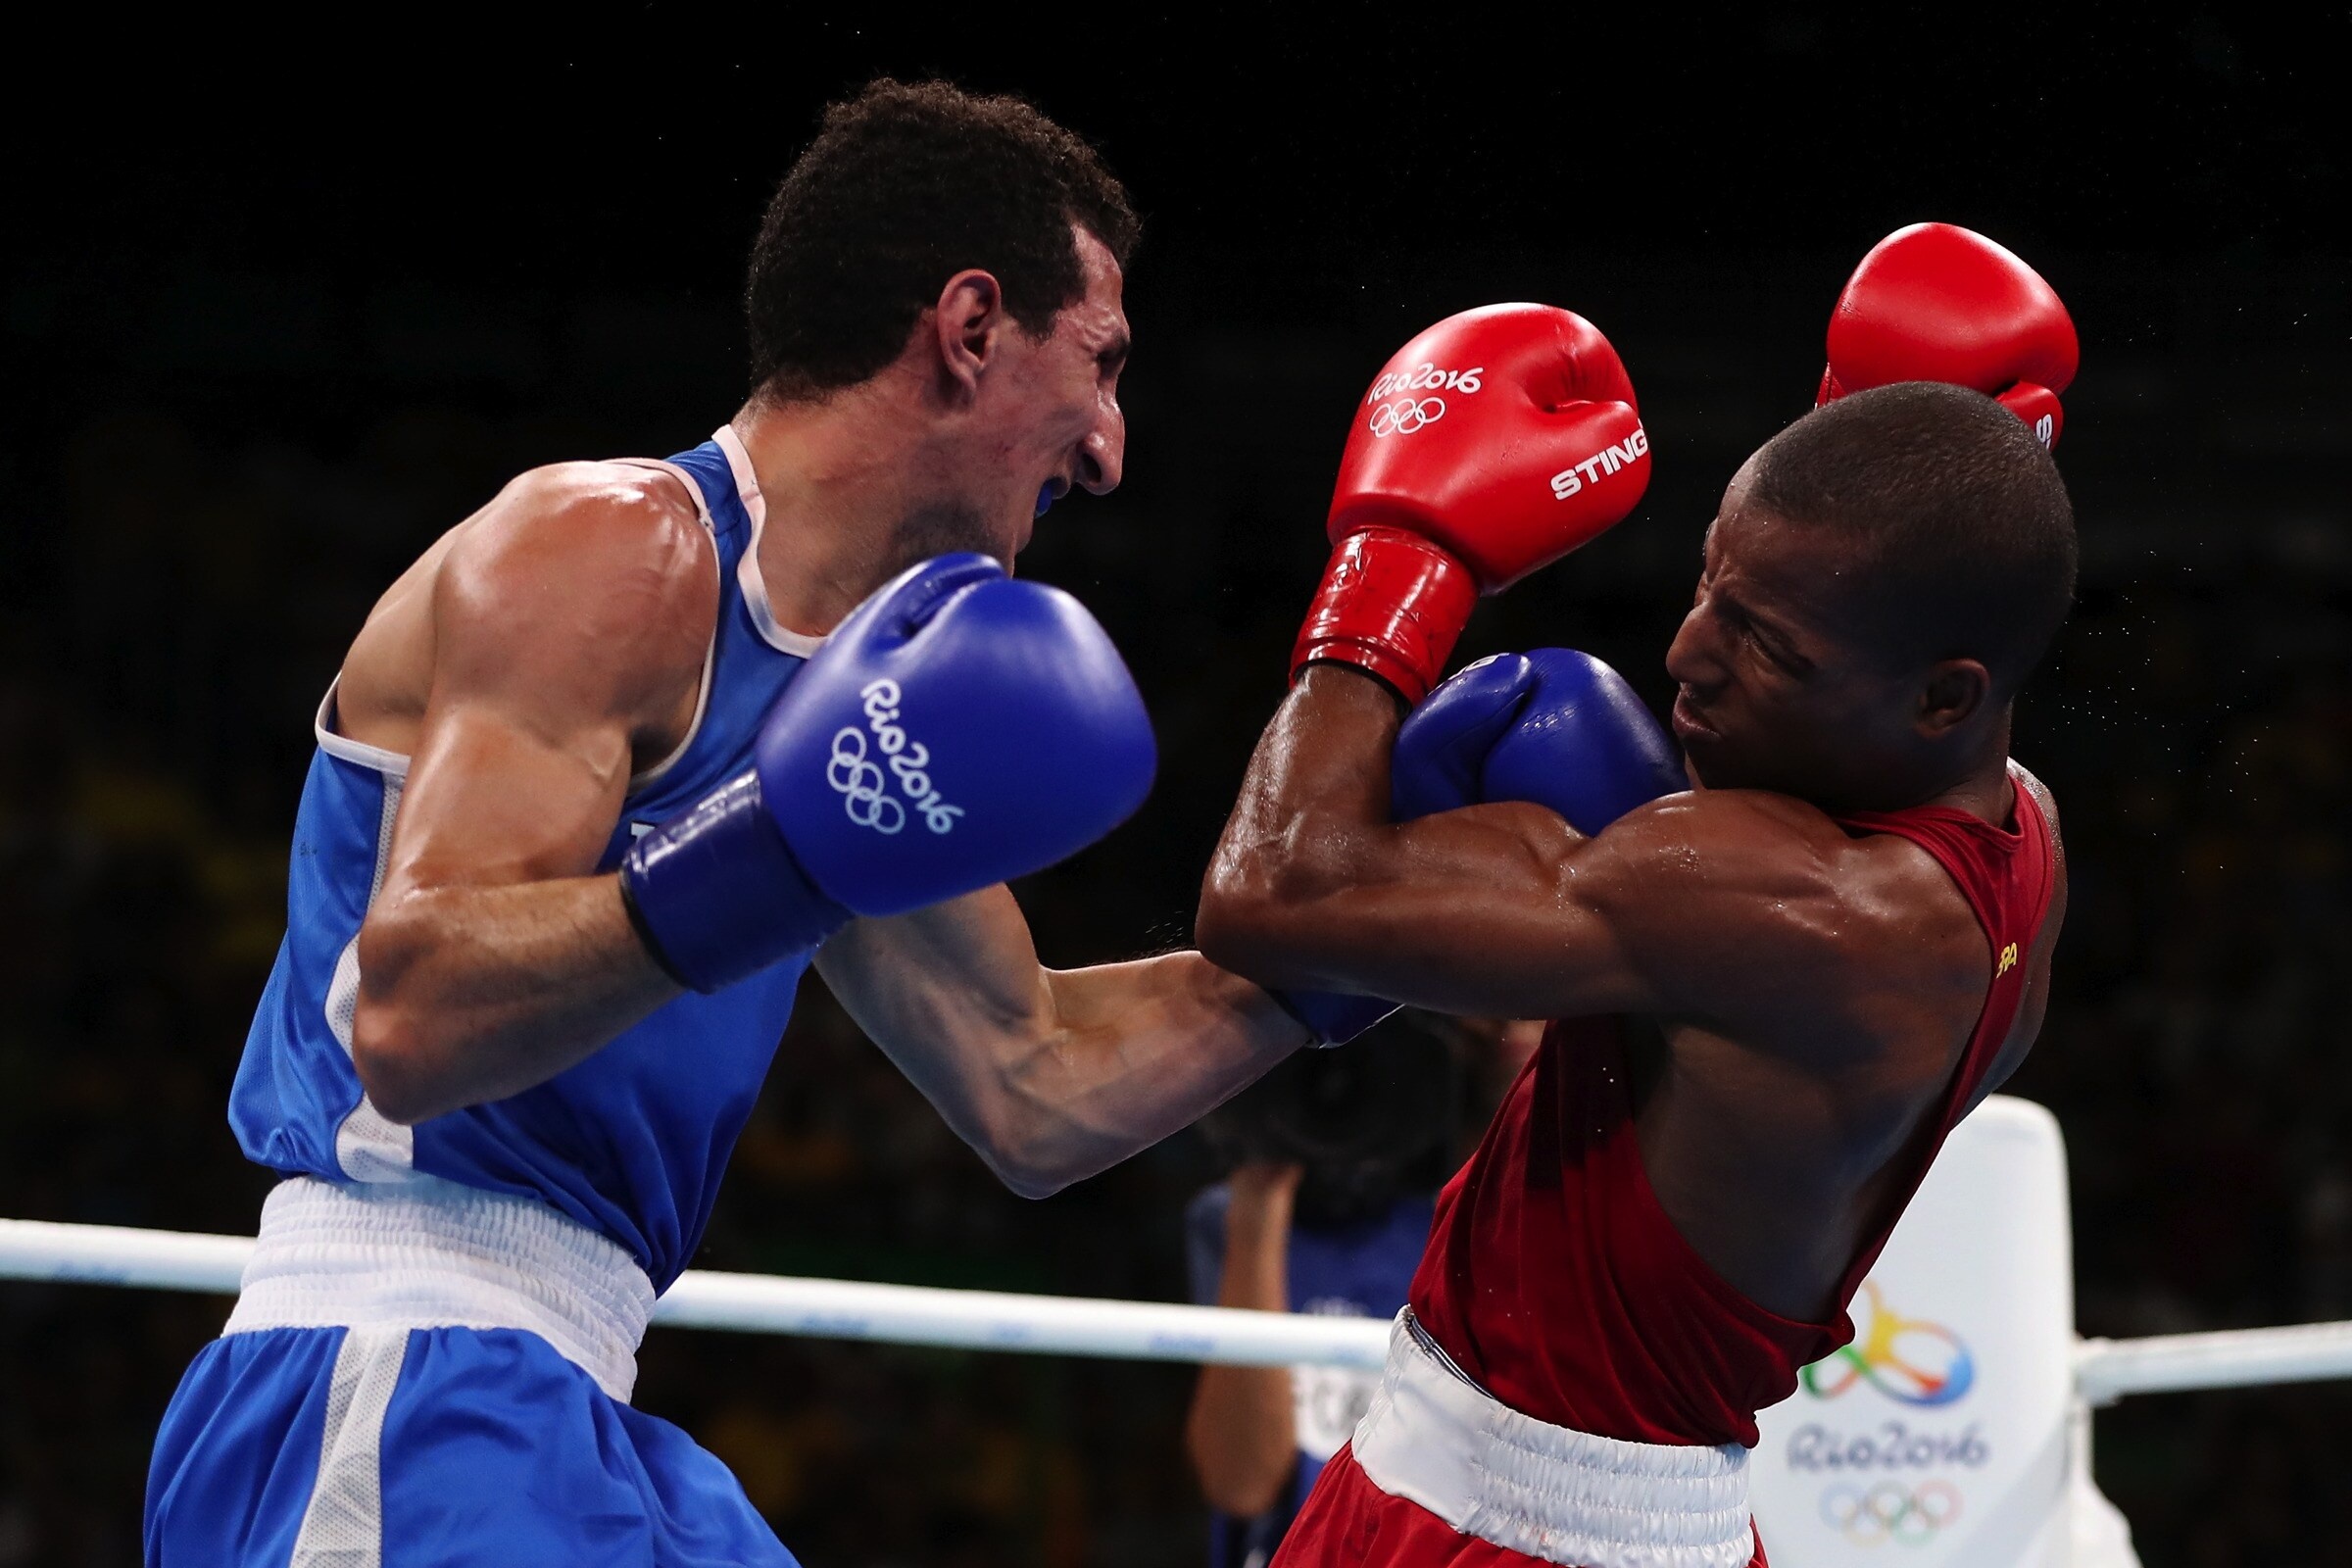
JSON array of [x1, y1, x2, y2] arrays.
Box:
[[143, 81, 1318, 1566]]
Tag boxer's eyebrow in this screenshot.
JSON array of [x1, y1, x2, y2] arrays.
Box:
[[1747, 615, 1813, 675], [1717, 589, 1814, 675]]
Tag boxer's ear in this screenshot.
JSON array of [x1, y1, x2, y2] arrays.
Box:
[[930, 269, 1005, 405], [1915, 659, 1991, 737]]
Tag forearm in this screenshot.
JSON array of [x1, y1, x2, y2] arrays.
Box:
[[352, 874, 679, 1122], [1220, 664, 1402, 870], [999, 955, 1304, 1191], [1187, 1179, 1302, 1515], [1200, 664, 1431, 987], [818, 891, 1305, 1197], [1187, 1365, 1296, 1516]]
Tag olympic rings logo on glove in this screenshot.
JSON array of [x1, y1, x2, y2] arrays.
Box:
[[1819, 1481, 1962, 1546], [826, 728, 906, 834], [1368, 397, 1446, 437], [826, 680, 966, 836]]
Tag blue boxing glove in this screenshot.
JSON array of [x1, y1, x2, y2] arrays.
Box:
[[1391, 648, 1685, 827], [1279, 648, 1684, 1046], [620, 554, 1156, 992]]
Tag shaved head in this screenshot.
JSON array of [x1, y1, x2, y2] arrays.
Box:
[[1749, 382, 2077, 697]]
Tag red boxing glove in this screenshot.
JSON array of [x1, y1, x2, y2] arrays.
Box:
[[1293, 305, 1649, 702], [1817, 222, 2080, 449]]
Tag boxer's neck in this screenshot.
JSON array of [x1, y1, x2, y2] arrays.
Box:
[[1922, 723, 2019, 824], [728, 376, 985, 639], [1880, 710, 2017, 824]]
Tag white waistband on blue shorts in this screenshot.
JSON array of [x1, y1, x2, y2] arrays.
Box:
[[1348, 1310, 1754, 1568], [224, 1175, 656, 1403]]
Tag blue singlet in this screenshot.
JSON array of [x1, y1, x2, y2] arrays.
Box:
[[151, 428, 822, 1566], [227, 428, 821, 1292]]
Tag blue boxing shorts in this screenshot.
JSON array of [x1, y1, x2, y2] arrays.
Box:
[[144, 1177, 797, 1567]]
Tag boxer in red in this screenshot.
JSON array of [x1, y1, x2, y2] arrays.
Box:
[[1197, 228, 2079, 1567]]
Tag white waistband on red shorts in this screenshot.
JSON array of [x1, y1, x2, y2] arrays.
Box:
[[1348, 1311, 1755, 1568], [223, 1175, 656, 1403]]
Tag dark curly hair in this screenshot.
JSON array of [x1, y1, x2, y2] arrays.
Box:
[[744, 79, 1140, 402]]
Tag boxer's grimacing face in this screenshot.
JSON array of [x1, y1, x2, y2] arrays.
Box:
[[1664, 465, 1960, 813], [955, 226, 1130, 563]]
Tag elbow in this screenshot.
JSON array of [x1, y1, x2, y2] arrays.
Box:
[[992, 1160, 1073, 1202], [348, 1002, 445, 1126], [348, 913, 455, 1126], [1197, 842, 1321, 985], [1193, 869, 1258, 976], [963, 1076, 1107, 1200], [973, 1125, 1085, 1201]]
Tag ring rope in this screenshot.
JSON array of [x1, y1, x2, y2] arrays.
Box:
[[6, 1215, 2346, 1396], [2074, 1320, 2352, 1404], [0, 1216, 1389, 1371]]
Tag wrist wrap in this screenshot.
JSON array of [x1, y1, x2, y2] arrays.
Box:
[[618, 770, 851, 994], [1269, 987, 1399, 1051], [1290, 527, 1479, 705]]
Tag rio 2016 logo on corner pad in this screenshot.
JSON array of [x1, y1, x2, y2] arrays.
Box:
[[1800, 1281, 1976, 1407]]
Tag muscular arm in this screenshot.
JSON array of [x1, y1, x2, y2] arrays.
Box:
[[814, 888, 1306, 1199], [349, 467, 713, 1123], [1199, 664, 1849, 1027]]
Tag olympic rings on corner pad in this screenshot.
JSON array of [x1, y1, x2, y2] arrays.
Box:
[[1818, 1479, 1963, 1545]]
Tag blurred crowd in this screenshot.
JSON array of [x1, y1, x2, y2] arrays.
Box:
[[2, 237, 2347, 1567]]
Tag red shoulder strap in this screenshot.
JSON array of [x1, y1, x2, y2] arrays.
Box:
[[1829, 772, 2057, 1299]]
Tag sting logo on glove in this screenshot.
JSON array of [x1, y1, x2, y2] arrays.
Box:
[[1292, 304, 1649, 704], [1548, 425, 1649, 500], [826, 679, 965, 836]]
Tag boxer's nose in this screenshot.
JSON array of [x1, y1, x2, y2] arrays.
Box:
[[1664, 598, 1728, 697], [1077, 394, 1124, 496]]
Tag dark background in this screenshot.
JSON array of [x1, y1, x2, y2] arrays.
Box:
[[3, 10, 2347, 1564]]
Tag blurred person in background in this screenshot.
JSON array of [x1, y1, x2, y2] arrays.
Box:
[[1184, 1015, 1541, 1568]]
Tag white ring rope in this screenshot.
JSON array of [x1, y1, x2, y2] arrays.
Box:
[[0, 1216, 1389, 1371], [2075, 1320, 2352, 1404], [6, 1215, 2348, 1396]]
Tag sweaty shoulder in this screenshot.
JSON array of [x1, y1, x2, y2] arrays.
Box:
[[1577, 789, 1984, 1056], [2013, 760, 2065, 860], [339, 462, 718, 759]]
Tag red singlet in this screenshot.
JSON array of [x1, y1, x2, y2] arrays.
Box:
[[1407, 769, 2057, 1448]]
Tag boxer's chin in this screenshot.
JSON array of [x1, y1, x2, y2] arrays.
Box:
[[893, 501, 1017, 572], [1676, 733, 1759, 795], [1671, 715, 1723, 786], [1679, 744, 1730, 793]]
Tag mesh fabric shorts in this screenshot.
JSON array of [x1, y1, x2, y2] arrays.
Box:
[[145, 1322, 798, 1568]]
